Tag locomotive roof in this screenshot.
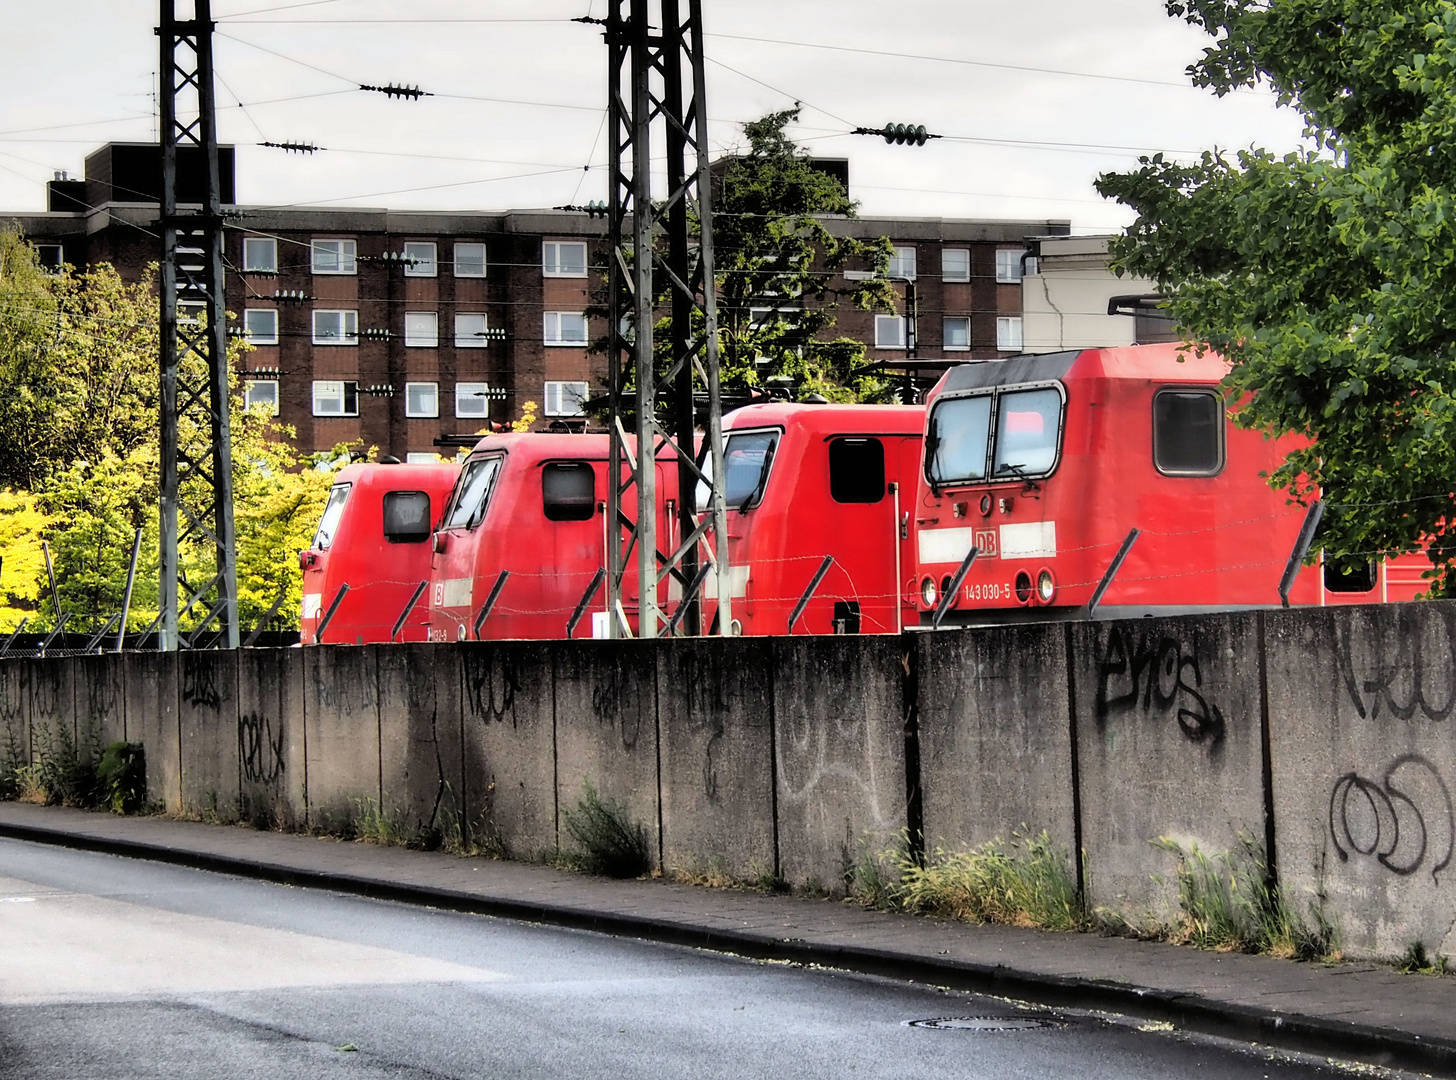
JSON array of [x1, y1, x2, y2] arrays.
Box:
[[936, 342, 1227, 396], [723, 401, 925, 433]]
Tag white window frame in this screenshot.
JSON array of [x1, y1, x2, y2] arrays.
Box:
[[544, 380, 589, 417], [997, 316, 1024, 351], [312, 309, 358, 345], [941, 248, 970, 283], [244, 379, 280, 416], [405, 381, 439, 418], [456, 382, 492, 419], [33, 244, 64, 271], [544, 310, 589, 346], [311, 238, 357, 275], [874, 314, 907, 349], [995, 249, 1027, 284], [888, 245, 917, 281], [312, 380, 359, 417], [243, 308, 279, 345], [542, 240, 588, 278], [402, 241, 437, 277], [748, 305, 803, 329], [406, 452, 440, 464], [454, 312, 489, 348], [453, 242, 487, 278], [943, 316, 971, 352], [404, 311, 439, 348], [242, 236, 278, 273]]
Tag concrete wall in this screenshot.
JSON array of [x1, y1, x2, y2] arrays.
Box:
[[8, 602, 1456, 960]]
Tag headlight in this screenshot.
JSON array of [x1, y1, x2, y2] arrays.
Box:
[[1014, 570, 1033, 605], [1037, 569, 1056, 604], [920, 577, 937, 608]]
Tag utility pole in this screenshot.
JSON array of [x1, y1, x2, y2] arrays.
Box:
[[603, 0, 732, 638], [158, 0, 239, 650]]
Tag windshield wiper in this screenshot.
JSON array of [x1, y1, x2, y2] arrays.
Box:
[[739, 442, 777, 514], [995, 461, 1028, 478]]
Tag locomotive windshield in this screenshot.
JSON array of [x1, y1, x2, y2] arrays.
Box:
[[442, 456, 502, 530], [312, 483, 351, 549], [927, 384, 1065, 487], [697, 429, 780, 510]]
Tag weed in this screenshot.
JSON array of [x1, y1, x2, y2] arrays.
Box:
[[1396, 940, 1449, 976], [34, 724, 99, 807], [852, 828, 1085, 932], [0, 726, 24, 800], [14, 763, 47, 804], [1148, 834, 1336, 960], [352, 798, 411, 846], [560, 781, 651, 879], [95, 741, 146, 814]]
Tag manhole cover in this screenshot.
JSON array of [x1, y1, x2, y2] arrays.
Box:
[[904, 1016, 1064, 1032]]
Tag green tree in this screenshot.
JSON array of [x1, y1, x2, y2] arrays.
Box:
[[1096, 1, 1456, 593]]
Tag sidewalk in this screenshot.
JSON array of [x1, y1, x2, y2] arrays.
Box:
[[1, 802, 1452, 1077]]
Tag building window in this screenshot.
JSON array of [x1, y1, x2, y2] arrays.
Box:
[[312, 309, 359, 345], [996, 316, 1023, 351], [543, 240, 588, 277], [402, 241, 437, 277], [311, 239, 357, 275], [943, 316, 970, 351], [544, 311, 589, 346], [941, 248, 970, 283], [33, 244, 64, 271], [243, 309, 278, 345], [404, 311, 439, 348], [455, 312, 489, 348], [749, 306, 802, 329], [312, 380, 359, 417], [456, 382, 492, 419], [242, 236, 277, 273], [874, 314, 906, 349], [405, 452, 440, 464], [995, 249, 1027, 283], [405, 381, 439, 418], [888, 245, 916, 280], [545, 380, 589, 417], [244, 380, 279, 416], [454, 242, 487, 278]]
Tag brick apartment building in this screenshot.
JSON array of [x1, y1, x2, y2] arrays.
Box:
[[9, 143, 1070, 461]]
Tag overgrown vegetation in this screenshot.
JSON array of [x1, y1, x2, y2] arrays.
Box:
[[0, 726, 147, 814], [1141, 835, 1336, 960], [1396, 940, 1449, 976], [852, 830, 1086, 932], [557, 781, 652, 879]]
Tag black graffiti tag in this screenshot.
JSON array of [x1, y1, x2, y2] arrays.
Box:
[[182, 656, 222, 711], [1335, 613, 1456, 722], [465, 649, 518, 725], [1329, 754, 1454, 882], [238, 712, 284, 786], [1096, 628, 1226, 745]]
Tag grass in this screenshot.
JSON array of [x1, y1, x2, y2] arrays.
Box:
[[1396, 940, 1449, 976], [1, 724, 146, 814], [852, 828, 1086, 932], [558, 781, 652, 879], [1143, 834, 1336, 960]]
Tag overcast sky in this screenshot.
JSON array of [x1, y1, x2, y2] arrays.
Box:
[[0, 1, 1307, 232]]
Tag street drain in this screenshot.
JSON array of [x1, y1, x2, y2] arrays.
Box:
[[904, 1016, 1065, 1032]]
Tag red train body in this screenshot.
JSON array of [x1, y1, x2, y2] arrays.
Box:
[[708, 403, 925, 636], [299, 462, 461, 644], [910, 343, 1426, 624]]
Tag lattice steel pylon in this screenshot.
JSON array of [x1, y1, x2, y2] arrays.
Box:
[[158, 0, 239, 651], [603, 0, 732, 638]]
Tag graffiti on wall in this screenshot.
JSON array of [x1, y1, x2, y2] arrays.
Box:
[[238, 712, 285, 786], [1335, 616, 1456, 722], [1329, 754, 1453, 882], [181, 656, 222, 711], [1095, 627, 1226, 745], [464, 648, 519, 726]]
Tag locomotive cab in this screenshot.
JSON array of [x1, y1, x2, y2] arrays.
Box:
[[299, 461, 461, 644]]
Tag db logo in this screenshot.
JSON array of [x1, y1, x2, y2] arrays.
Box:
[[974, 529, 998, 557]]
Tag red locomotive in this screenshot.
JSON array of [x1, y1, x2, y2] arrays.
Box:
[[705, 402, 925, 636], [299, 461, 461, 644], [911, 342, 1426, 624]]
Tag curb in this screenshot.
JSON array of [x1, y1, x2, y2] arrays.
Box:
[[3, 818, 1453, 1078]]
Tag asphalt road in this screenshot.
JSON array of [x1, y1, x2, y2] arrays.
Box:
[[0, 838, 1413, 1080]]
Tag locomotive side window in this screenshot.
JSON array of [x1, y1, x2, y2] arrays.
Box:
[[926, 394, 992, 486], [1153, 390, 1224, 476], [708, 430, 779, 510], [542, 462, 596, 521], [312, 483, 351, 549], [992, 388, 1061, 478], [1324, 555, 1377, 593], [382, 491, 432, 543], [829, 438, 885, 503], [442, 457, 501, 530]]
